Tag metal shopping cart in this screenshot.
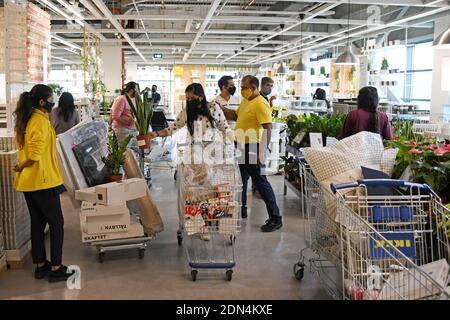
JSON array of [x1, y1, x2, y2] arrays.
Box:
[[293, 160, 343, 298], [332, 179, 450, 300], [176, 142, 242, 281]]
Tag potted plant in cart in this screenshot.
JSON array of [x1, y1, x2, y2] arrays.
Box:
[[102, 131, 133, 182], [125, 83, 154, 149]]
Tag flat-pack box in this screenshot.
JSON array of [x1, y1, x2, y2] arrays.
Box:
[[80, 218, 144, 243], [80, 212, 130, 235], [380, 259, 450, 300], [75, 178, 147, 205], [81, 201, 129, 217]]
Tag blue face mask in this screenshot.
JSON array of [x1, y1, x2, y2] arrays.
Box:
[[265, 87, 272, 96]]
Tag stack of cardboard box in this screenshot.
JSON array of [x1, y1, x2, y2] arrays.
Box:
[[0, 150, 31, 252], [75, 178, 148, 243]]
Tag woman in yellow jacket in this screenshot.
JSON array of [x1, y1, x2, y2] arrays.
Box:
[[13, 84, 74, 283]]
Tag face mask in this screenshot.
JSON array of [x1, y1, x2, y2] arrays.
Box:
[[241, 88, 253, 100], [227, 86, 236, 96], [187, 99, 201, 110], [265, 87, 272, 96], [44, 101, 55, 113]]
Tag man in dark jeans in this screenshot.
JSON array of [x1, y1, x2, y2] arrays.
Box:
[[221, 75, 281, 232]]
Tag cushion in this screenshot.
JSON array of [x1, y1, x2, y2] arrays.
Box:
[[361, 166, 395, 196]]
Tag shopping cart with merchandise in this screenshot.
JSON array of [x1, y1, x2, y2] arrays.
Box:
[[332, 179, 450, 300], [293, 162, 450, 299], [176, 142, 242, 281], [293, 160, 344, 298]]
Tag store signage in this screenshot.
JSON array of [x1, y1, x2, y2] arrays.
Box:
[[369, 232, 415, 259], [310, 52, 333, 62], [153, 53, 163, 59], [173, 66, 184, 76]]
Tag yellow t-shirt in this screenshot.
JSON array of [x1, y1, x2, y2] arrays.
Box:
[[235, 95, 272, 144]]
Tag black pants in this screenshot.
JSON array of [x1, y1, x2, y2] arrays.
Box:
[[23, 187, 65, 266], [237, 143, 280, 219]]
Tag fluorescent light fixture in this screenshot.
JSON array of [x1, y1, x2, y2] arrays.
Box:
[[51, 35, 81, 50], [201, 53, 206, 58]]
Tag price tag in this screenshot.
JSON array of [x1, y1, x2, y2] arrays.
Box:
[[309, 133, 323, 148]]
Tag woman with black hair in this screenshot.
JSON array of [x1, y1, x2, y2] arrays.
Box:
[[110, 81, 138, 144], [340, 86, 392, 140], [50, 92, 80, 134], [13, 84, 74, 283], [313, 88, 331, 110], [148, 83, 232, 143]]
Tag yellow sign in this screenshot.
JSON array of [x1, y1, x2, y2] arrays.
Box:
[[375, 239, 412, 249], [173, 66, 184, 76]]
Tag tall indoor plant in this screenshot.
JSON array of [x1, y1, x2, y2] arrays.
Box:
[[125, 83, 154, 149], [102, 131, 133, 182]]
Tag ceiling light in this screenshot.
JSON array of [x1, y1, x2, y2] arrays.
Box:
[[276, 61, 288, 75], [195, 22, 201, 30], [335, 0, 359, 66], [293, 57, 307, 72], [434, 26, 450, 48], [335, 45, 358, 65]]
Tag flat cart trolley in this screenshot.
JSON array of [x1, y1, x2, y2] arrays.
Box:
[[85, 216, 154, 263], [332, 179, 450, 300], [293, 159, 343, 298], [176, 143, 242, 281]]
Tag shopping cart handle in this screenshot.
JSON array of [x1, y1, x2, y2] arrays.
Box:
[[357, 179, 432, 193], [330, 182, 359, 194]]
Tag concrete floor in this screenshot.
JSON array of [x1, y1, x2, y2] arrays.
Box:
[[0, 170, 331, 300]]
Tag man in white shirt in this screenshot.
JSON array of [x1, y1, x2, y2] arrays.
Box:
[[214, 76, 236, 129]]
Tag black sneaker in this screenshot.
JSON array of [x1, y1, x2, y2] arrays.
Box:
[[48, 265, 75, 283], [261, 217, 282, 232], [241, 206, 248, 219], [34, 261, 51, 279]]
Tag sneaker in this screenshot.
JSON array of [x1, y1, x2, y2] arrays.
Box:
[[48, 265, 75, 283], [241, 206, 248, 219], [261, 217, 282, 232], [34, 261, 51, 279]]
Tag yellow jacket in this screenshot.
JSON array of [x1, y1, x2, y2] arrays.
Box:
[[14, 109, 64, 192]]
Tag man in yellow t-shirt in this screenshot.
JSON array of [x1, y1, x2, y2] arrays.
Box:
[[221, 75, 281, 232]]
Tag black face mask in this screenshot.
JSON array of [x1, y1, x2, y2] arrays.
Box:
[[187, 99, 201, 110], [44, 101, 55, 113], [227, 86, 236, 96]]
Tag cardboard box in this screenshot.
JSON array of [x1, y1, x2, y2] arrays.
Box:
[[379, 259, 450, 300], [80, 218, 144, 243], [75, 178, 147, 205], [81, 212, 130, 235], [81, 201, 129, 217]]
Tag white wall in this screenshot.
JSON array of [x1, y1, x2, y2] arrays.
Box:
[[101, 44, 122, 91], [431, 17, 450, 120]]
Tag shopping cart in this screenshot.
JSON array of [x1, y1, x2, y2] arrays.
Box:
[[293, 160, 343, 299], [176, 142, 242, 281], [332, 179, 450, 300]]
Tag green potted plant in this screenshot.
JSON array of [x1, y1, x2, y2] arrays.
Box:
[[102, 131, 133, 182], [310, 68, 315, 76], [381, 57, 389, 73], [320, 66, 326, 77], [125, 83, 154, 149], [48, 83, 64, 97], [335, 67, 341, 92]]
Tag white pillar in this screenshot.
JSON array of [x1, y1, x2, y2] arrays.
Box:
[[431, 17, 450, 121], [125, 62, 138, 83], [100, 43, 122, 91]]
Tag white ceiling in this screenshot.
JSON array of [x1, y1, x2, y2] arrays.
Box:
[[33, 0, 450, 68]]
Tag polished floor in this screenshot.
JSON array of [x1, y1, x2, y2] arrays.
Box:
[[0, 169, 331, 300]]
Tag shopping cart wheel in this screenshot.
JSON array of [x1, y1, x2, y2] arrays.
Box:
[[191, 270, 198, 282], [293, 262, 305, 281], [98, 252, 105, 263], [225, 270, 233, 281], [138, 248, 145, 259], [177, 232, 183, 246], [174, 170, 177, 181], [229, 235, 236, 245]]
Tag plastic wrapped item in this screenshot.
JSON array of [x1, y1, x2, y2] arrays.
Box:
[[71, 120, 108, 157]]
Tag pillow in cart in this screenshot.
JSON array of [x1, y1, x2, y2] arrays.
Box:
[[361, 165, 395, 196]]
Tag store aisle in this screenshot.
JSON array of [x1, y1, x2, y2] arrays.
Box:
[[0, 171, 330, 300]]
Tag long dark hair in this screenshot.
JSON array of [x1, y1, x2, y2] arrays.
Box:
[[57, 92, 75, 122], [357, 86, 380, 134], [121, 81, 137, 95], [313, 88, 331, 109], [13, 84, 53, 148], [185, 83, 215, 136]]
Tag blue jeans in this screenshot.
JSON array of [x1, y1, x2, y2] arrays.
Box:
[[238, 143, 280, 219]]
